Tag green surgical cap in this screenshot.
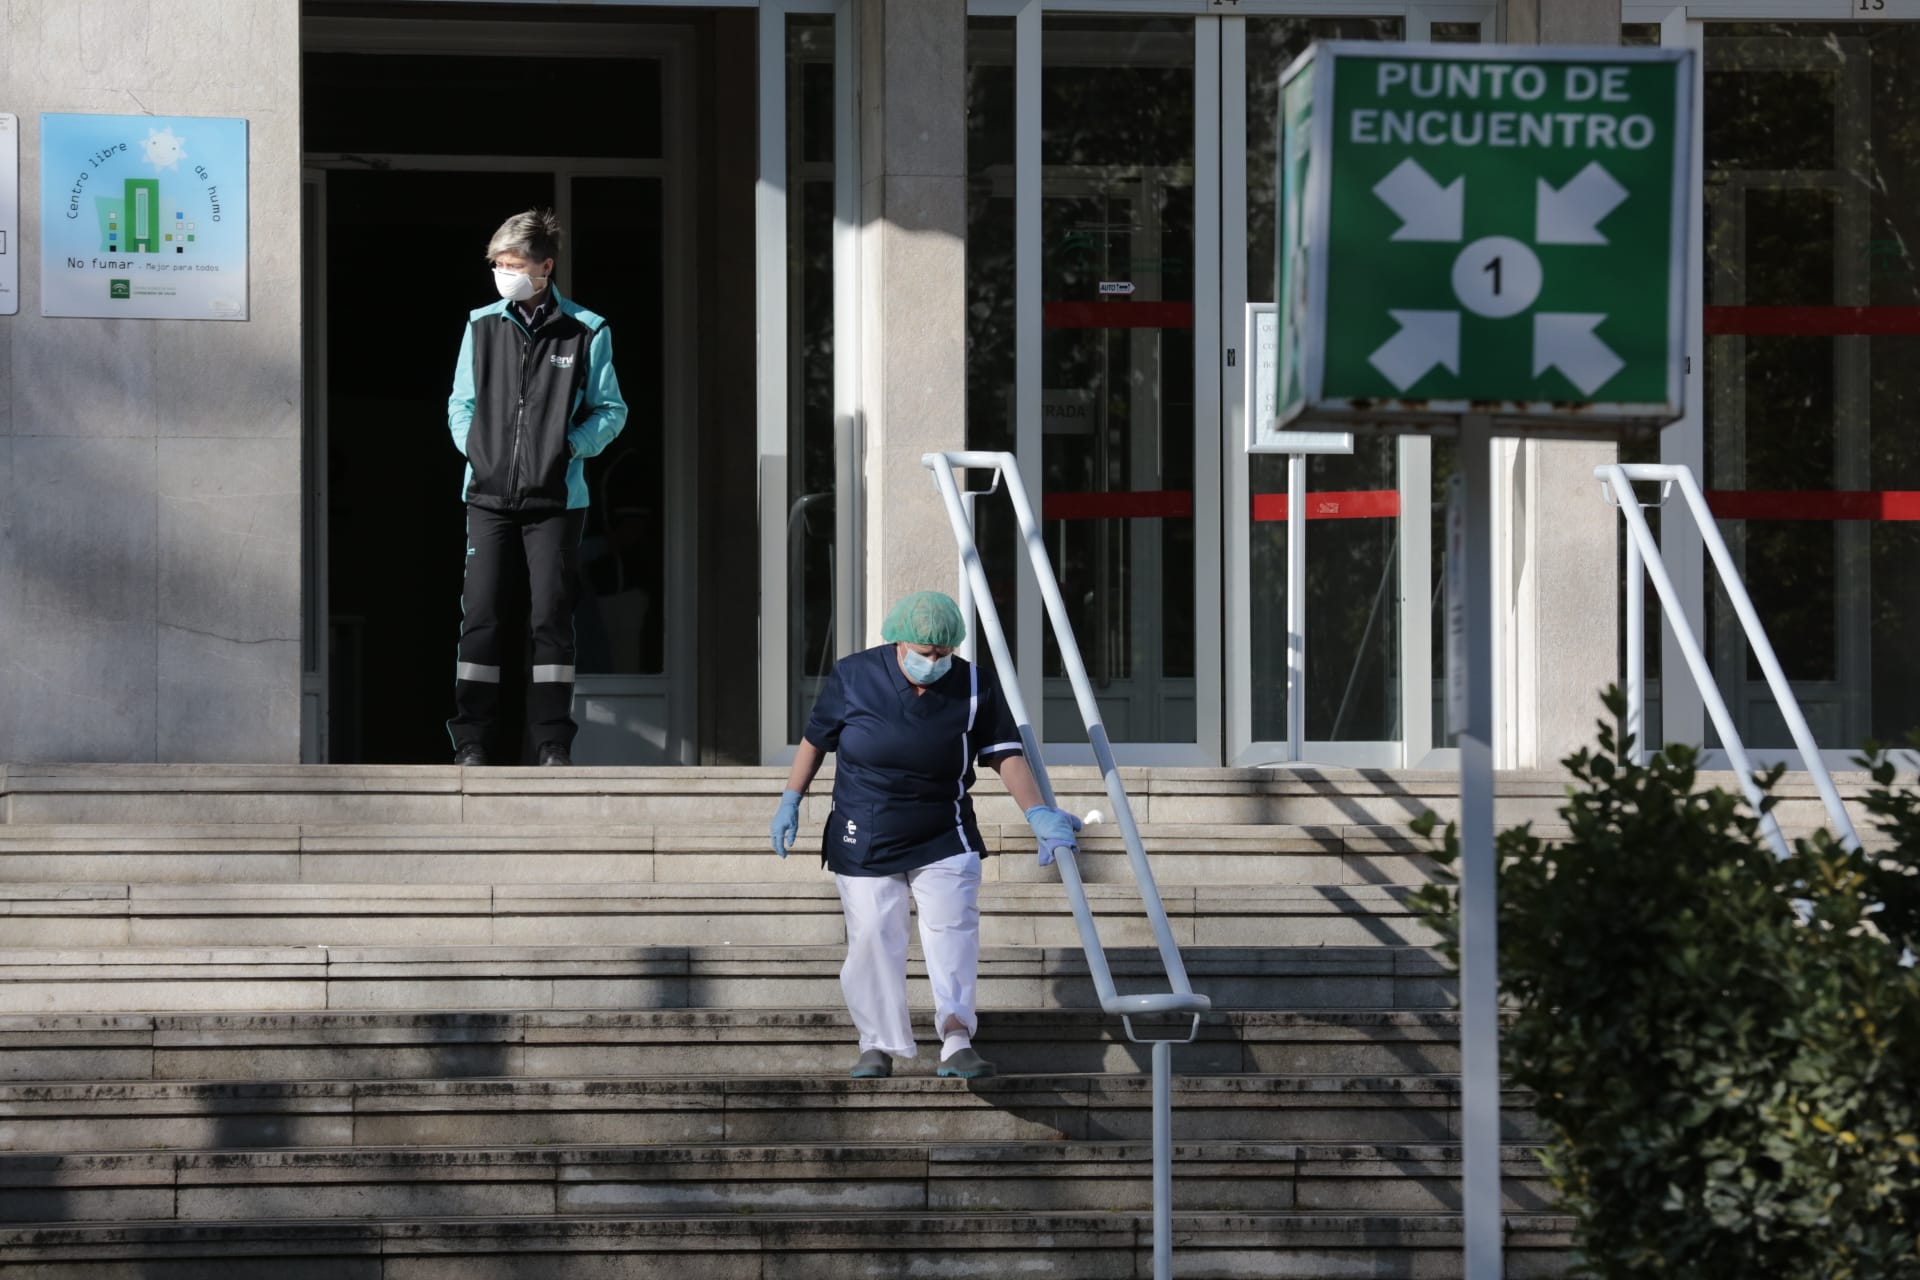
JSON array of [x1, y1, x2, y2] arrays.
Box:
[[881, 591, 967, 648]]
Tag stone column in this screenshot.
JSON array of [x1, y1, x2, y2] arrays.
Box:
[[857, 0, 969, 641], [0, 1, 303, 763], [1494, 0, 1625, 768]]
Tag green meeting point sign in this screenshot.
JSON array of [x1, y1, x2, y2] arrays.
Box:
[[1274, 42, 1694, 437]]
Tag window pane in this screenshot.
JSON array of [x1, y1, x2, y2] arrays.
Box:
[[965, 17, 1021, 676], [572, 176, 666, 676], [1245, 16, 1403, 746], [1703, 22, 1920, 747], [787, 15, 837, 740], [1038, 15, 1195, 744]]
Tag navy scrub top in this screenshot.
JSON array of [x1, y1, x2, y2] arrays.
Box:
[[804, 645, 1025, 877]]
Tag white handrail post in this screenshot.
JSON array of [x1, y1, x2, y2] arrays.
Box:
[[1599, 465, 1791, 857], [1624, 497, 1646, 766], [1601, 463, 1861, 852], [956, 490, 979, 666], [922, 454, 1122, 1007], [1664, 468, 1861, 850], [1152, 1038, 1174, 1279], [989, 455, 1199, 997], [924, 450, 1209, 1280]]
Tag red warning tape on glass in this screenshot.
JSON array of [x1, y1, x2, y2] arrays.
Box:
[[1039, 490, 1401, 521], [1041, 489, 1917, 522], [1704, 306, 1920, 336], [1044, 301, 1196, 329], [1707, 491, 1920, 521], [1252, 491, 1402, 521]]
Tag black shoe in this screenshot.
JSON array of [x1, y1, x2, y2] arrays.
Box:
[[537, 743, 572, 767], [453, 744, 487, 766]]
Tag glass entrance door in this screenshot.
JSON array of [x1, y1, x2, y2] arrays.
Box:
[[1695, 18, 1920, 757], [1226, 13, 1425, 767], [967, 8, 1448, 768], [1036, 15, 1204, 749], [301, 20, 697, 765]]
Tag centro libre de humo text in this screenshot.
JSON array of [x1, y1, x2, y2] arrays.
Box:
[[1349, 61, 1658, 150]]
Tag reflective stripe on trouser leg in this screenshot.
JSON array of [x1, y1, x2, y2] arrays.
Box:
[[449, 504, 514, 750], [835, 871, 918, 1058], [907, 850, 983, 1042], [524, 509, 585, 749]]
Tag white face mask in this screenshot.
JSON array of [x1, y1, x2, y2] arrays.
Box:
[[492, 267, 542, 302]]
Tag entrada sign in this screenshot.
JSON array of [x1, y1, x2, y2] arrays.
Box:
[[1274, 42, 1693, 435]]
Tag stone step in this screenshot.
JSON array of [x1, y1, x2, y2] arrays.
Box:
[[0, 1074, 1537, 1153], [0, 1009, 1468, 1084], [0, 1140, 1553, 1225], [0, 945, 1451, 1015], [0, 1211, 1575, 1279], [0, 762, 1647, 830], [0, 822, 1451, 886], [0, 881, 1440, 949]]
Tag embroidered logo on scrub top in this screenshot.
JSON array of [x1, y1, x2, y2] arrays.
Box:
[[843, 819, 859, 845]]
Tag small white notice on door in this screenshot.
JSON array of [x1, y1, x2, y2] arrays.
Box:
[[1246, 303, 1351, 455], [1098, 281, 1134, 295], [0, 114, 18, 316]]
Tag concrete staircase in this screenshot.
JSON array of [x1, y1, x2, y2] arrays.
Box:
[[0, 761, 1850, 1277]]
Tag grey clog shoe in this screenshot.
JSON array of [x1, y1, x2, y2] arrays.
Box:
[[935, 1046, 995, 1079], [849, 1049, 893, 1079]]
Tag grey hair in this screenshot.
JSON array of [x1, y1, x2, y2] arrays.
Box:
[[485, 209, 563, 266]]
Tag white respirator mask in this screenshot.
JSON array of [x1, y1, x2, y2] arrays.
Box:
[[492, 267, 543, 302]]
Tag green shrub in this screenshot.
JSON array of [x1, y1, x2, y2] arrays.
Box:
[[1410, 688, 1920, 1278]]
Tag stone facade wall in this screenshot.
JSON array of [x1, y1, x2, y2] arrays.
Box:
[[0, 0, 302, 763]]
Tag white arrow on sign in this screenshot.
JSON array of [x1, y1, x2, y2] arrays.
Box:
[[1370, 309, 1461, 392], [1373, 158, 1463, 243], [1533, 313, 1624, 395], [1535, 162, 1629, 245]]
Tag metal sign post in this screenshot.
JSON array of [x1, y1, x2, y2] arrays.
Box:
[[1272, 41, 1695, 1277]]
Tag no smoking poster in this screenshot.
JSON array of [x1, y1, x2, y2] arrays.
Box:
[[40, 112, 248, 320]]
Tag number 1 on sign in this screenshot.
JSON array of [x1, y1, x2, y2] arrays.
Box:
[[1484, 257, 1502, 295]]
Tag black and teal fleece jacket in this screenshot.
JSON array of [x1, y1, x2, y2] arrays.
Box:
[[446, 287, 628, 512]]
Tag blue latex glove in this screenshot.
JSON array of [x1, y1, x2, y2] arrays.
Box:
[[770, 789, 803, 858], [1024, 804, 1083, 868]]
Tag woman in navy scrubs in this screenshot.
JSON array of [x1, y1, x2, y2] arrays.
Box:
[[769, 591, 1082, 1080]]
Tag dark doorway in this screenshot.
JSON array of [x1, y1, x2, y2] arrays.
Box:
[[303, 9, 766, 764], [324, 168, 556, 763], [305, 22, 683, 764]]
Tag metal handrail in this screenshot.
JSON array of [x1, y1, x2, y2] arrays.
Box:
[[924, 450, 1210, 1280], [1598, 462, 1860, 854]]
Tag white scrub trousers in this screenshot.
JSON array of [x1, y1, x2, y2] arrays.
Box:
[[834, 848, 982, 1059]]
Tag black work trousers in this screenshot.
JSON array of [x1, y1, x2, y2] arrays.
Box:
[[448, 503, 587, 753]]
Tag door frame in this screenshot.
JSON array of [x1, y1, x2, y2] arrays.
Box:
[[756, 0, 858, 766], [301, 16, 701, 764], [1220, 7, 1483, 769], [978, 1, 1501, 769], [300, 167, 331, 763], [1635, 0, 1911, 773], [991, 4, 1225, 767]]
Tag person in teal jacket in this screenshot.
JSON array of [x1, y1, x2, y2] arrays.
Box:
[[445, 209, 627, 766]]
